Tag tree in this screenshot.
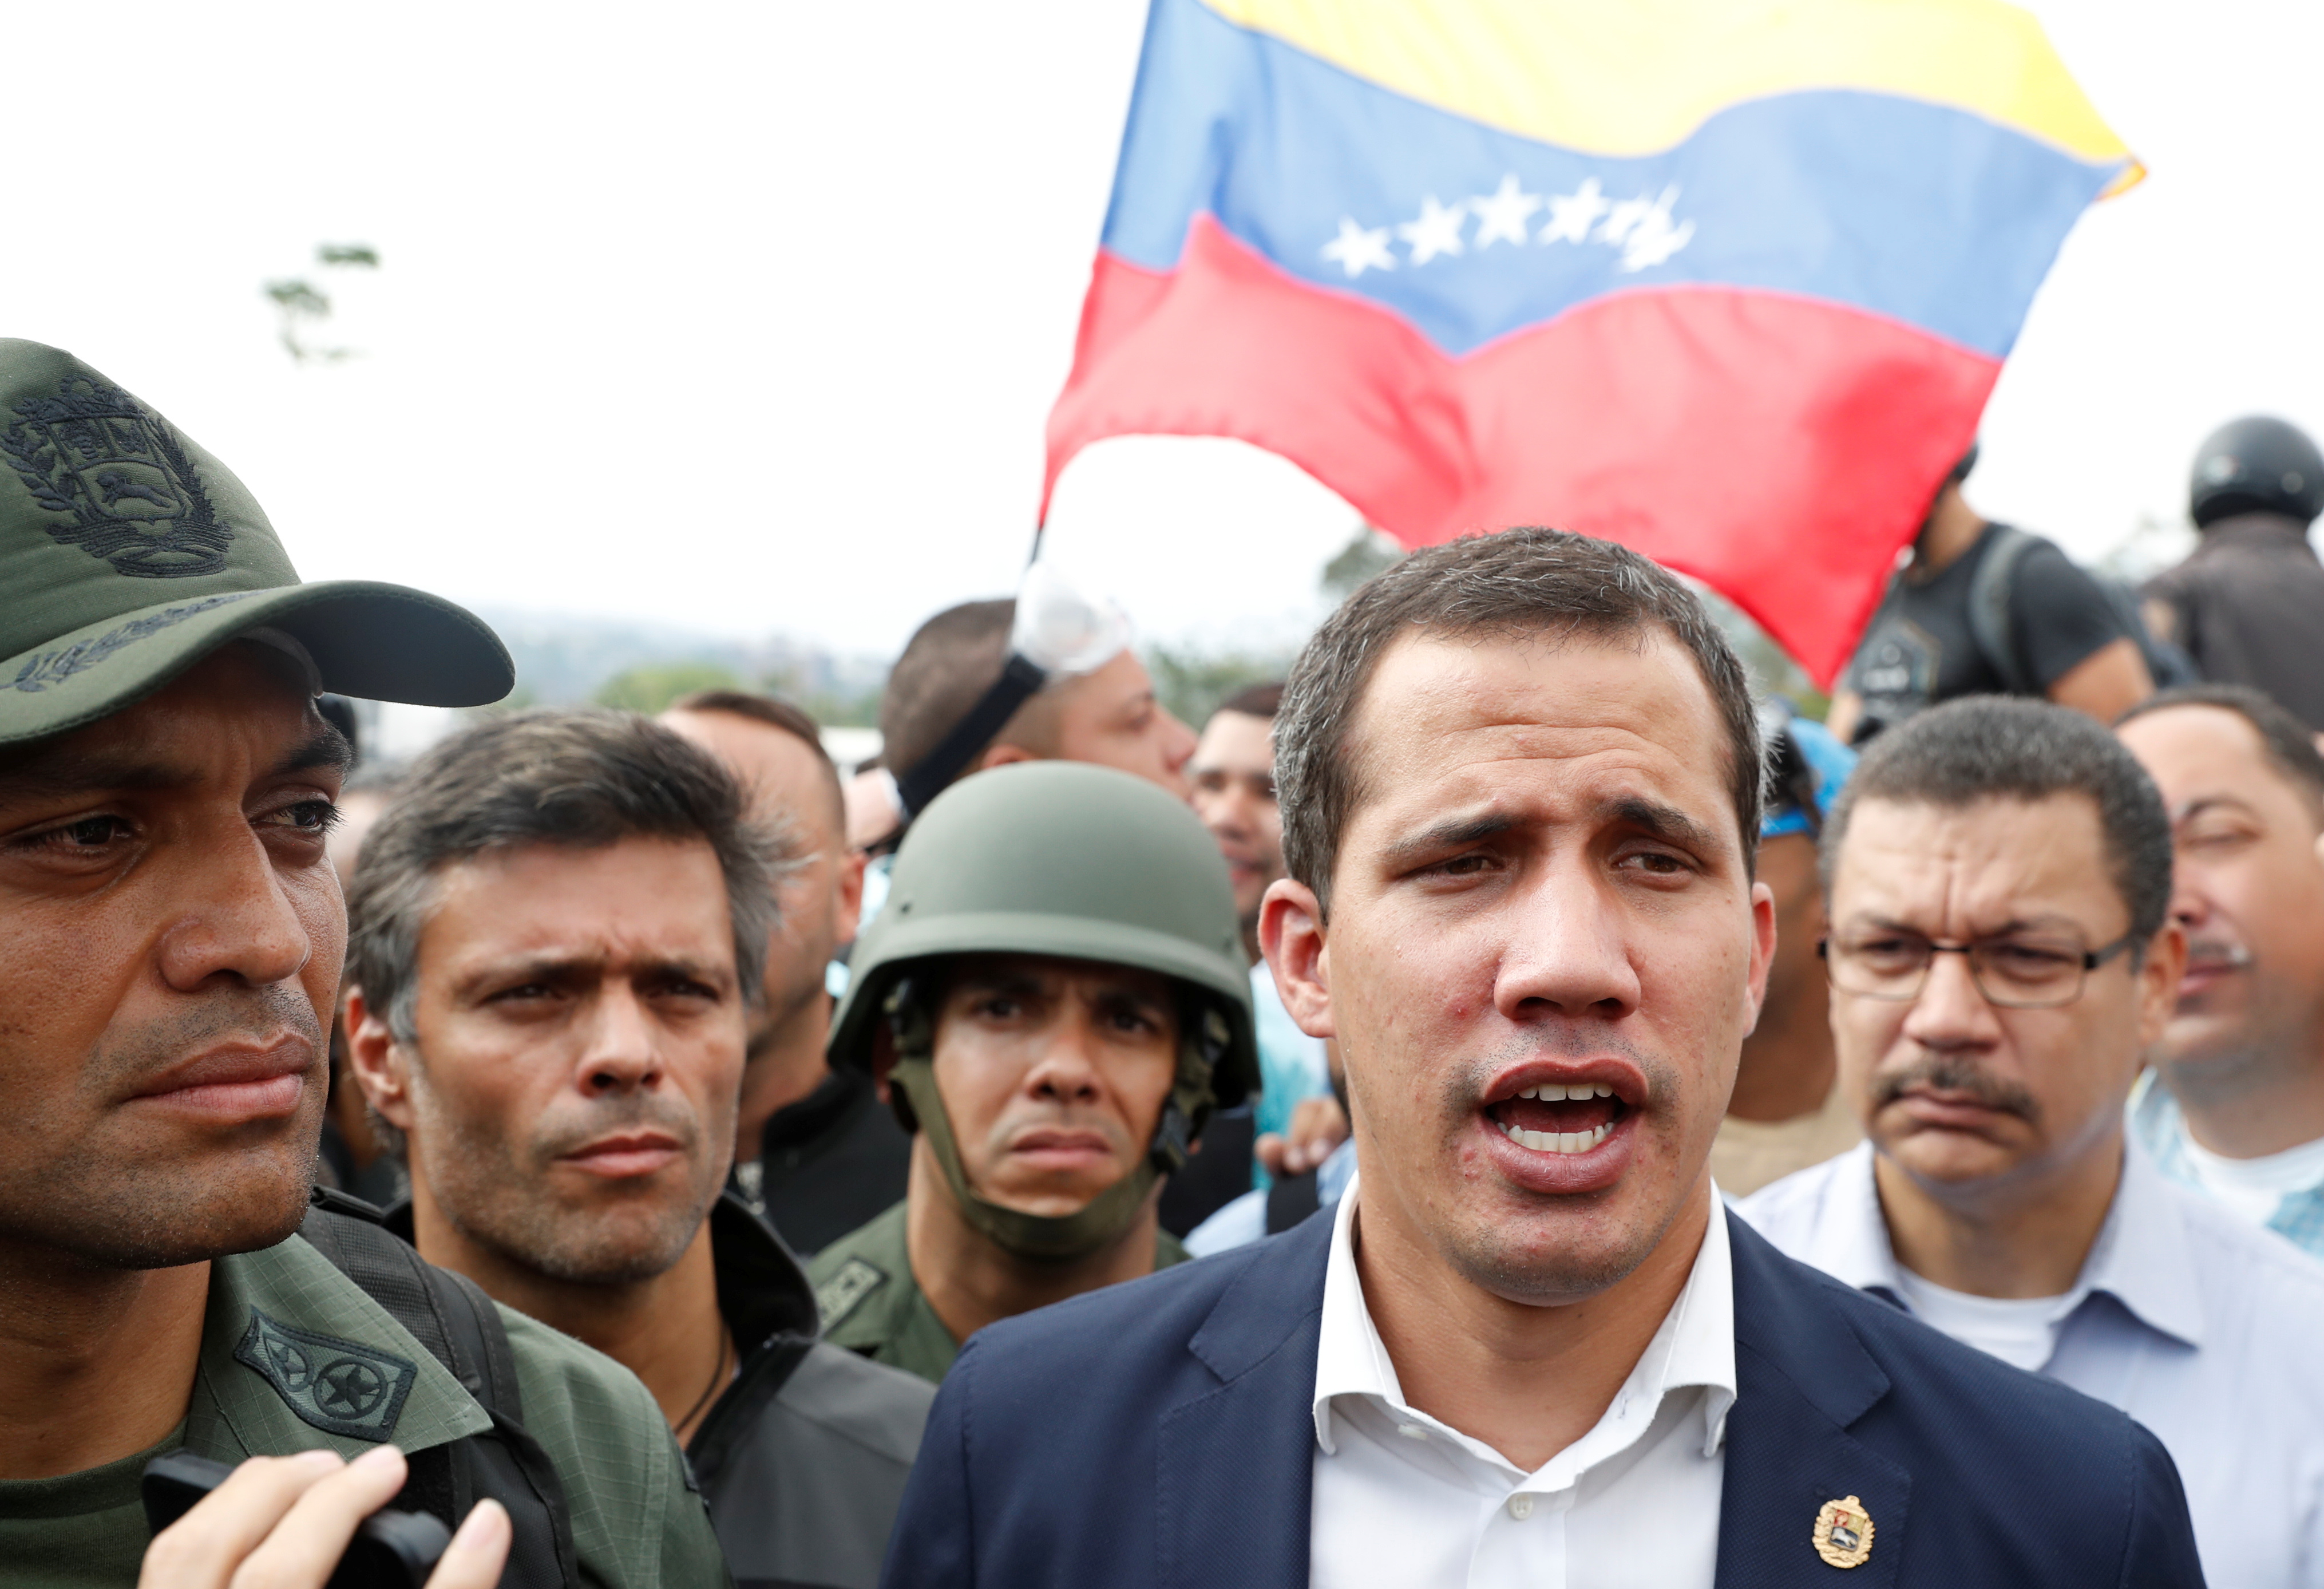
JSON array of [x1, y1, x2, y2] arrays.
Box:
[[592, 662, 742, 714], [1320, 525, 1404, 603], [1143, 644, 1293, 730], [264, 242, 381, 363]]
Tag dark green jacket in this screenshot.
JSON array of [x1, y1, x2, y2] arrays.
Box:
[[807, 1200, 1189, 1385], [0, 1232, 729, 1588]]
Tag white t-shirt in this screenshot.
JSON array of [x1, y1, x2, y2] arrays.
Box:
[[1887, 1268, 2071, 1373], [2177, 1130, 2324, 1228]]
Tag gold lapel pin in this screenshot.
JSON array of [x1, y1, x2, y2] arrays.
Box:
[[1812, 1495, 1875, 1568]]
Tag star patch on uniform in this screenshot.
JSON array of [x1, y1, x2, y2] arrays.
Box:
[[233, 1309, 417, 1441], [814, 1258, 886, 1330], [1812, 1494, 1875, 1568]]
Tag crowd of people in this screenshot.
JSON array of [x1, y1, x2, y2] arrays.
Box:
[[6, 334, 2324, 1588]]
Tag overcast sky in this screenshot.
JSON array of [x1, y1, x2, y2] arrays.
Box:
[[5, 0, 2318, 663]]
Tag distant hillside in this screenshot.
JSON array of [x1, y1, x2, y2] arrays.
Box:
[[474, 608, 890, 725]]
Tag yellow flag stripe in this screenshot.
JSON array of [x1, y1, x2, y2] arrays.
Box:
[[1201, 0, 2134, 171]]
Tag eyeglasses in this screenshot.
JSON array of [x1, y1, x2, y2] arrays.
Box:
[[1818, 928, 2138, 1010]]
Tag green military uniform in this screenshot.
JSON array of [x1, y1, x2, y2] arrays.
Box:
[[0, 346, 697, 1585], [0, 1231, 729, 1588], [809, 1201, 1190, 1384]]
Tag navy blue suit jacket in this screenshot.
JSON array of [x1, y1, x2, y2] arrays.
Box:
[[882, 1209, 2204, 1587]]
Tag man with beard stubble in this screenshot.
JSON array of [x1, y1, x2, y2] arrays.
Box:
[[0, 339, 723, 1588], [880, 529, 2203, 1589], [1743, 696, 2324, 1587], [345, 710, 932, 1589]]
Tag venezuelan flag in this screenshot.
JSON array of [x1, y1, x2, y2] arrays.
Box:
[[1045, 0, 2137, 683]]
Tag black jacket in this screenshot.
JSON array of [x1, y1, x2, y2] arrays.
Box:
[[391, 1193, 935, 1588], [739, 1065, 912, 1257]]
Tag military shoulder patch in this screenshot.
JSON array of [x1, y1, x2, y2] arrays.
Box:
[[814, 1258, 888, 1330], [234, 1308, 417, 1441]]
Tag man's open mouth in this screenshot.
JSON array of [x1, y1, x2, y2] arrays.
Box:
[[1486, 1082, 1628, 1155]]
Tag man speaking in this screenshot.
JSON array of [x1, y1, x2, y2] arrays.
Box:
[[881, 529, 2204, 1587]]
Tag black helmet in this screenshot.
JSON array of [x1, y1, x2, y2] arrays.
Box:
[[2190, 416, 2324, 528]]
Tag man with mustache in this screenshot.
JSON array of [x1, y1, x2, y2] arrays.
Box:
[[343, 709, 936, 1589], [0, 341, 724, 1588], [1743, 695, 2324, 1588], [881, 531, 2202, 1589], [2117, 685, 2324, 1256]]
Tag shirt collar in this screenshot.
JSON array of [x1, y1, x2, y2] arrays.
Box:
[[707, 1191, 821, 1349], [1831, 1136, 2206, 1349], [1312, 1173, 1737, 1465], [2078, 1140, 2205, 1346]]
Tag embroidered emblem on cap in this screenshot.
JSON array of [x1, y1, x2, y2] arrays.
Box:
[[1, 375, 232, 578], [1812, 1494, 1875, 1568], [814, 1258, 887, 1330], [9, 592, 252, 694], [234, 1308, 417, 1441]]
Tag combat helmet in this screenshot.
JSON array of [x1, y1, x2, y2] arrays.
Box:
[[2190, 416, 2324, 528], [829, 760, 1259, 1260]]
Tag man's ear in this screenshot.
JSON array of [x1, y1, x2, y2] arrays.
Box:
[[2136, 921, 2188, 1050], [1260, 877, 1333, 1040], [343, 985, 418, 1133], [834, 848, 868, 946], [975, 741, 1041, 772], [1744, 877, 1779, 1029]]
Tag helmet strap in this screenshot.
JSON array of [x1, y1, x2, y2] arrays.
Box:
[[883, 986, 1226, 1264], [892, 1058, 1159, 1262]]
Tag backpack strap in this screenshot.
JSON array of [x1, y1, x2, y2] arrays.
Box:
[[1264, 1169, 1323, 1235], [299, 1191, 579, 1589], [1966, 524, 2041, 696]]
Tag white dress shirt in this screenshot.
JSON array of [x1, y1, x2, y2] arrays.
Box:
[[1309, 1177, 1734, 1589], [1740, 1140, 2324, 1589]]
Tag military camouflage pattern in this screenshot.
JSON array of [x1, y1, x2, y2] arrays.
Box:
[[0, 1232, 730, 1588], [808, 1200, 1189, 1386]]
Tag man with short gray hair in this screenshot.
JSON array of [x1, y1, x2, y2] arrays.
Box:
[[1743, 695, 2324, 1587], [346, 709, 932, 1589]]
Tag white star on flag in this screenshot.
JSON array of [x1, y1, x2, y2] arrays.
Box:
[[1595, 191, 1660, 247], [1321, 216, 1397, 278], [1397, 195, 1468, 264], [1538, 179, 1610, 246], [1619, 189, 1694, 271], [1467, 175, 1541, 248]]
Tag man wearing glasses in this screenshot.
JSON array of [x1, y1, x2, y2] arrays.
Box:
[[1741, 696, 2324, 1589]]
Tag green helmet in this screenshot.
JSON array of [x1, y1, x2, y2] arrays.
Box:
[[829, 760, 1260, 1260]]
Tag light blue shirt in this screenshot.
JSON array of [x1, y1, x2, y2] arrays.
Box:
[[2131, 1069, 2324, 1258], [1186, 1137, 1356, 1257], [1740, 1139, 2324, 1589]]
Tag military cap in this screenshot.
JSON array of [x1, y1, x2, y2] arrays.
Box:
[[0, 338, 510, 745]]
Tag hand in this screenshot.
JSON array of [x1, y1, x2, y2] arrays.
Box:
[[1254, 1094, 1348, 1178], [138, 1444, 510, 1589]]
